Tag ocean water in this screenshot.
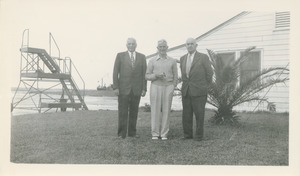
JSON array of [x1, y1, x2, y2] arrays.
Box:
[[11, 91, 183, 116]]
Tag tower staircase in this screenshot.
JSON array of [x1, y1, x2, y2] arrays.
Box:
[[11, 29, 88, 113]]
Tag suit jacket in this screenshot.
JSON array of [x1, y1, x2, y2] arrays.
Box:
[[180, 51, 213, 97], [113, 51, 147, 96]]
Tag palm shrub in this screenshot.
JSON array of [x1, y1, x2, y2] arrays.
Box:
[[206, 47, 289, 125]]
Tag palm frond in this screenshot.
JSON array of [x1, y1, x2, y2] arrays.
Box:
[[206, 47, 289, 125]]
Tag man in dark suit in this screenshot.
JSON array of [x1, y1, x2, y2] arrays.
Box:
[[179, 38, 213, 141], [113, 38, 147, 139]]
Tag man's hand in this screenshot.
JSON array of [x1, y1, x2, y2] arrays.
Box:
[[155, 73, 165, 80], [114, 89, 119, 96], [141, 90, 146, 97]]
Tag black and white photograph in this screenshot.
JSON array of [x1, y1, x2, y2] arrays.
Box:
[[1, 0, 300, 176]]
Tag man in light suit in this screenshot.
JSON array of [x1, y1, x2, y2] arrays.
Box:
[[145, 39, 178, 140], [180, 38, 213, 141], [113, 38, 147, 139]]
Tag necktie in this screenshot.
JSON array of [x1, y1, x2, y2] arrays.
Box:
[[130, 52, 135, 68], [186, 55, 192, 77]]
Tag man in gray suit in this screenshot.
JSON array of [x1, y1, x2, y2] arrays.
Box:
[[180, 38, 213, 141], [113, 38, 147, 139]]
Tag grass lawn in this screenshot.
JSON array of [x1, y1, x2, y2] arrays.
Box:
[[10, 110, 288, 165]]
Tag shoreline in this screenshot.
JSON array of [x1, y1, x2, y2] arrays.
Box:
[[11, 88, 116, 97], [11, 108, 287, 117]]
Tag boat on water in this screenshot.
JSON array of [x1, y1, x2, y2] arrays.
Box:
[[97, 85, 107, 91], [97, 78, 108, 91]]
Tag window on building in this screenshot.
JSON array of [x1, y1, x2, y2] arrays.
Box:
[[240, 51, 261, 86], [218, 52, 235, 66], [216, 51, 261, 86], [217, 52, 235, 83]]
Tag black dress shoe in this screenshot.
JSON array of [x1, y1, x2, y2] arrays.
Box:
[[193, 138, 203, 141], [180, 137, 192, 140], [128, 135, 140, 138]]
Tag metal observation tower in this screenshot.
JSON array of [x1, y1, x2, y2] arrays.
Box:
[[11, 29, 88, 113]]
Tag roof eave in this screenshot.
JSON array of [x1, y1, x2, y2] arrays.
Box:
[[146, 11, 251, 59]]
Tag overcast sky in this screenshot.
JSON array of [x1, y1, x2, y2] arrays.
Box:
[[0, 0, 242, 89], [0, 0, 299, 90]]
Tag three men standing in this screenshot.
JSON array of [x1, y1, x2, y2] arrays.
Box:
[[113, 37, 212, 141], [113, 38, 147, 139], [179, 38, 213, 141]]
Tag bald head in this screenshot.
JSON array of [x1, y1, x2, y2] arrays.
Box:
[[127, 38, 136, 44], [185, 38, 198, 54], [186, 38, 196, 44]]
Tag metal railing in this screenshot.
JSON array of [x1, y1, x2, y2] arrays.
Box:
[[65, 57, 86, 99], [49, 32, 60, 60], [21, 29, 29, 48], [55, 57, 71, 74], [17, 29, 86, 106], [20, 29, 29, 78], [48, 33, 85, 100]]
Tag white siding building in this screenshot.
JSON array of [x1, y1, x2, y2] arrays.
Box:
[[147, 11, 290, 112]]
